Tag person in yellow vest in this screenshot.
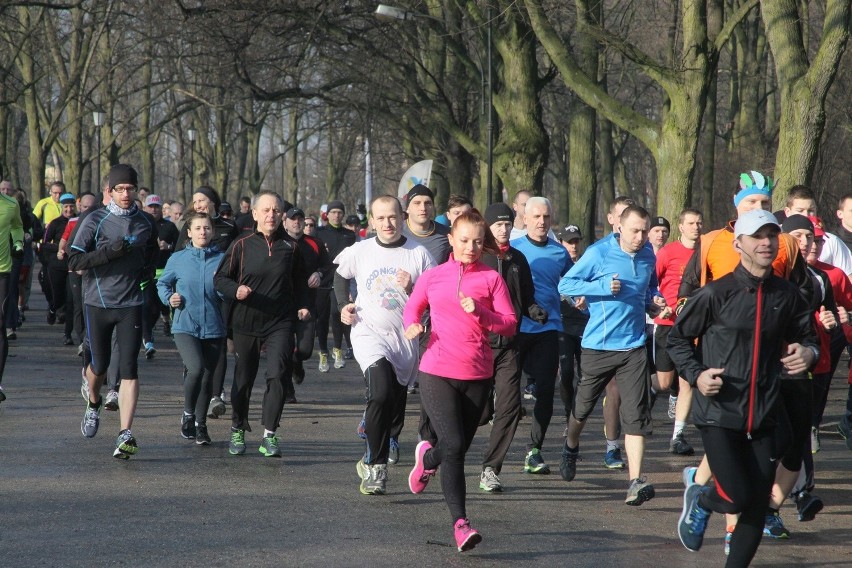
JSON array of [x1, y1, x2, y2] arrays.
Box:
[[32, 181, 65, 227]]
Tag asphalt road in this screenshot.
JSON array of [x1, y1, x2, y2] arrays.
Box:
[[1, 288, 850, 567]]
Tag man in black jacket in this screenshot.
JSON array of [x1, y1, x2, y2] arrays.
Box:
[[477, 203, 545, 492], [668, 209, 818, 566], [214, 191, 310, 458]]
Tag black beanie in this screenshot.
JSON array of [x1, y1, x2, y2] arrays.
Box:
[[405, 184, 434, 206], [327, 200, 345, 213], [484, 202, 514, 226], [194, 186, 221, 213], [108, 164, 138, 188], [781, 214, 814, 234]]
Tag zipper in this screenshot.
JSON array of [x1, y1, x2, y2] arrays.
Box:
[[747, 281, 763, 439]]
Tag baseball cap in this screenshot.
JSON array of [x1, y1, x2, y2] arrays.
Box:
[[734, 209, 780, 238], [345, 214, 360, 226], [286, 207, 305, 220], [557, 224, 582, 241], [809, 216, 826, 238], [219, 201, 232, 213], [59, 193, 76, 205], [144, 195, 162, 207]]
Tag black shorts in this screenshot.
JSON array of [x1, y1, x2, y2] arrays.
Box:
[[654, 324, 676, 373], [84, 304, 142, 378]]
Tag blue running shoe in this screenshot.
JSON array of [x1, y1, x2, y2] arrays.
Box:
[[604, 447, 625, 469], [682, 465, 698, 488], [678, 484, 712, 552]]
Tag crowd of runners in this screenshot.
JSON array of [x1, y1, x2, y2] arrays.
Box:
[[0, 165, 850, 564]]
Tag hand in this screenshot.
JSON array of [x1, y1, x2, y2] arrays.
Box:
[[838, 305, 849, 326], [653, 295, 667, 308], [235, 285, 252, 300], [169, 293, 183, 308], [107, 238, 132, 259], [695, 367, 725, 396], [529, 304, 547, 324], [307, 272, 321, 288], [573, 296, 587, 311], [56, 249, 65, 260], [340, 303, 357, 325], [610, 273, 621, 295], [396, 269, 412, 292], [658, 306, 673, 320], [11, 243, 24, 259], [781, 343, 816, 374], [158, 239, 169, 251], [459, 291, 476, 314], [404, 322, 425, 340], [818, 305, 837, 331], [298, 308, 311, 321]]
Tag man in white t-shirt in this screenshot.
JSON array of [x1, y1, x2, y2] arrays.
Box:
[[335, 195, 436, 496]]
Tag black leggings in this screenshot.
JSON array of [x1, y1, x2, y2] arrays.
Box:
[[45, 267, 67, 314], [142, 282, 163, 344], [174, 333, 224, 422], [0, 273, 9, 382], [420, 372, 491, 523], [362, 358, 408, 465], [231, 324, 293, 432], [68, 272, 84, 343], [698, 425, 777, 568], [315, 288, 349, 352], [84, 304, 142, 377]]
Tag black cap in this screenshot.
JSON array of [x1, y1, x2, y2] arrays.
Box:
[[219, 201, 232, 212], [286, 207, 305, 220], [650, 216, 670, 231], [193, 186, 221, 213], [108, 164, 138, 188], [327, 200, 345, 213], [405, 184, 434, 207], [781, 213, 813, 234], [484, 202, 514, 226], [557, 224, 583, 241], [345, 214, 360, 226]]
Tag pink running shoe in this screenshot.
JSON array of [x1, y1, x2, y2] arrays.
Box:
[[408, 440, 436, 494], [453, 518, 482, 552]]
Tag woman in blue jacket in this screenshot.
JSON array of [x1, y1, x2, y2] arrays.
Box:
[[157, 212, 225, 445]]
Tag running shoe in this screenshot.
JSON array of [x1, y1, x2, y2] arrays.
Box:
[[318, 352, 329, 373], [678, 484, 712, 551], [667, 395, 678, 420], [6, 330, 15, 340], [524, 448, 550, 474], [409, 440, 436, 493], [670, 432, 695, 455], [358, 460, 387, 495], [195, 424, 211, 446], [763, 511, 790, 539], [604, 447, 625, 469], [181, 414, 196, 439], [81, 398, 101, 438], [144, 342, 156, 360], [259, 434, 282, 457], [625, 476, 655, 506], [344, 347, 354, 360], [47, 309, 56, 325], [682, 465, 698, 488], [229, 428, 246, 455], [208, 396, 226, 419], [407, 382, 418, 395], [113, 429, 138, 459], [77, 343, 84, 357], [724, 525, 734, 556], [453, 518, 482, 552], [333, 347, 345, 369], [292, 360, 305, 384], [795, 491, 823, 522], [0, 385, 5, 403], [523, 383, 537, 400], [559, 443, 579, 481], [810, 426, 820, 454], [388, 437, 400, 465], [285, 390, 297, 404], [479, 467, 503, 492], [63, 335, 74, 346], [104, 390, 119, 411]]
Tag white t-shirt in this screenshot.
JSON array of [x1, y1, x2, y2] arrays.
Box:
[[335, 237, 436, 385], [819, 231, 852, 276]]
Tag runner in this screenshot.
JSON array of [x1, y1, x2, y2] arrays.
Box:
[[0, 186, 24, 403], [404, 210, 516, 552]]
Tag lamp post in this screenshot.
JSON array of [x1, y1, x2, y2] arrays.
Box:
[[92, 109, 106, 192], [187, 127, 197, 190], [375, 4, 493, 205], [277, 141, 286, 195]]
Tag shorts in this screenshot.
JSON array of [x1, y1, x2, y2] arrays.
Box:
[[654, 324, 676, 373], [84, 304, 143, 378]]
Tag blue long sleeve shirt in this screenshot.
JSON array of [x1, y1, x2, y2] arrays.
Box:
[[510, 235, 573, 334], [558, 235, 659, 350]]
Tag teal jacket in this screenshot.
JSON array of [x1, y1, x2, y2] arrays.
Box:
[[157, 245, 226, 339]]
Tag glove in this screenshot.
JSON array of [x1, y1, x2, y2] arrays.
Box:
[[105, 238, 132, 260], [529, 304, 547, 324], [11, 243, 24, 259]]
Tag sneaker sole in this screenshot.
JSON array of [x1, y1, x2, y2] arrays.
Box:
[[113, 449, 132, 459], [479, 482, 502, 493], [409, 440, 433, 493], [104, 401, 119, 412], [626, 484, 655, 506], [524, 465, 551, 474], [229, 446, 246, 455], [763, 530, 790, 539], [196, 438, 211, 446], [604, 461, 625, 470], [458, 532, 482, 552], [670, 445, 695, 456], [359, 484, 386, 496], [259, 447, 282, 458]]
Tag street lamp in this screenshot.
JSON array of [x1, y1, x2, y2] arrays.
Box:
[[187, 127, 197, 190], [92, 108, 106, 192], [374, 4, 494, 205], [278, 141, 286, 195]]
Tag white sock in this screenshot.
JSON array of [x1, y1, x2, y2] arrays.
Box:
[[606, 438, 620, 452], [264, 429, 275, 437], [673, 420, 686, 439], [184, 411, 193, 417]]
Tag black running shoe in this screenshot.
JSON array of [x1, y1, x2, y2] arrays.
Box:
[[181, 414, 196, 439], [195, 424, 211, 446]]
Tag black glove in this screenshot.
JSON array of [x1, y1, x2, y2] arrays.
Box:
[[105, 238, 132, 260], [10, 243, 24, 259], [528, 304, 547, 324]]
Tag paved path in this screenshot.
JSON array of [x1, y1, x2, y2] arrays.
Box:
[[1, 286, 851, 567]]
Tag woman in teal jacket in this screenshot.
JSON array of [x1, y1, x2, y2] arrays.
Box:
[[157, 212, 225, 445]]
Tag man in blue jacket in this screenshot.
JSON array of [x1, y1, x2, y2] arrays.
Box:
[[558, 205, 665, 505]]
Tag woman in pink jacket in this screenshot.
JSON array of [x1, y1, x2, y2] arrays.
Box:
[[403, 210, 517, 553]]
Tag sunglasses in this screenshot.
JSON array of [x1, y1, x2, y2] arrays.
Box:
[[304, 223, 316, 227]]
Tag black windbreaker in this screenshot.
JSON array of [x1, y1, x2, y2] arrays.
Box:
[[667, 264, 818, 434], [480, 246, 539, 349], [316, 224, 356, 287]]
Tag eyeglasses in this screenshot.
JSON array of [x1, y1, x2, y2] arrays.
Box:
[[304, 223, 316, 228], [111, 185, 137, 194]]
